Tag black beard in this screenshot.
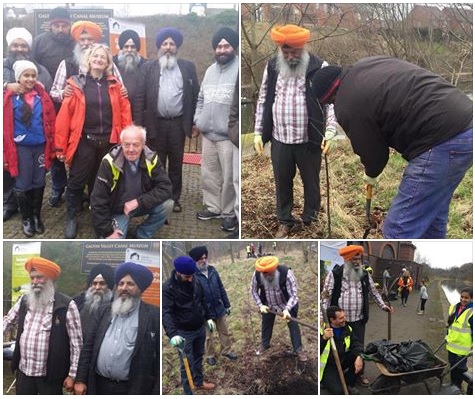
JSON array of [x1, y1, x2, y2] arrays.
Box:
[[7, 51, 31, 63], [215, 53, 234, 65]]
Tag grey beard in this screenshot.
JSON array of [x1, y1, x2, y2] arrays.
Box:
[[276, 49, 310, 79], [111, 292, 140, 317], [198, 261, 208, 272], [158, 54, 177, 72], [73, 43, 86, 67], [84, 287, 113, 314], [7, 51, 31, 62], [343, 262, 364, 283], [117, 52, 140, 73], [26, 280, 55, 312], [261, 269, 280, 290]]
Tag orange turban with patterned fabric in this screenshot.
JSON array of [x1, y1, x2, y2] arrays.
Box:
[[338, 245, 364, 261], [255, 256, 279, 273], [271, 24, 310, 48], [71, 21, 103, 42], [25, 257, 61, 280]]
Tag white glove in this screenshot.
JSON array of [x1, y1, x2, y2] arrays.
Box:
[[254, 134, 264, 155], [170, 335, 185, 348], [363, 173, 378, 187], [282, 309, 291, 322], [321, 129, 337, 155], [206, 319, 216, 332], [259, 305, 270, 314]]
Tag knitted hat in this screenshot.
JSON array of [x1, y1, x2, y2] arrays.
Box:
[[338, 245, 364, 261], [87, 263, 114, 289], [71, 21, 103, 42], [212, 27, 239, 50], [188, 246, 208, 262], [49, 7, 71, 25], [118, 29, 141, 51], [174, 256, 197, 275], [271, 24, 310, 48], [13, 60, 38, 82], [115, 262, 153, 292], [25, 257, 61, 280], [156, 27, 183, 48], [6, 27, 33, 48], [311, 66, 342, 104], [255, 256, 279, 273]]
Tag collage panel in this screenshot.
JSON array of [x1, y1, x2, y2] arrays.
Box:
[[161, 240, 318, 395], [319, 240, 473, 395], [3, 240, 160, 394], [3, 3, 239, 240]]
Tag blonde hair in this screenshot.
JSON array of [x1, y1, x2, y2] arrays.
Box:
[[81, 43, 113, 76]]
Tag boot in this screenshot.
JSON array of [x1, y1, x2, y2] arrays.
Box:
[[14, 190, 35, 237], [64, 189, 81, 239], [31, 187, 45, 234]]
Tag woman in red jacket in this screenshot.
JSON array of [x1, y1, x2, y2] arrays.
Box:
[[55, 44, 132, 238], [3, 60, 55, 237]]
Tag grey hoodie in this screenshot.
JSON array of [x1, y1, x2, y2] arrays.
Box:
[[194, 56, 238, 141]]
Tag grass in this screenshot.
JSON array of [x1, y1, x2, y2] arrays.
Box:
[[241, 133, 473, 239]]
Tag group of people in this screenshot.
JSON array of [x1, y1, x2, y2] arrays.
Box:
[[162, 248, 308, 394], [4, 6, 240, 239], [320, 244, 473, 395], [3, 256, 159, 394], [252, 24, 472, 239]]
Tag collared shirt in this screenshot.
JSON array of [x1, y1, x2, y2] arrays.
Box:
[[250, 269, 299, 312], [50, 60, 123, 103], [322, 270, 386, 322], [254, 61, 337, 143], [157, 65, 184, 118], [96, 303, 139, 381], [3, 295, 83, 378]]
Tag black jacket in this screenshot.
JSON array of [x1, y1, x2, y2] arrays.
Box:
[[134, 58, 199, 138], [90, 144, 172, 238], [335, 56, 473, 177], [3, 58, 53, 92], [162, 271, 211, 338], [75, 301, 159, 395]]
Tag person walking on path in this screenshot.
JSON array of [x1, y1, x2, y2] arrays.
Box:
[[397, 270, 414, 307], [417, 280, 428, 315]]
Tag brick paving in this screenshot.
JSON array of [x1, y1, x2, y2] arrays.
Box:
[[3, 163, 233, 240]]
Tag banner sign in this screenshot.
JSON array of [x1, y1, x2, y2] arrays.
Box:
[[108, 17, 147, 57], [125, 248, 160, 306], [11, 242, 42, 303]]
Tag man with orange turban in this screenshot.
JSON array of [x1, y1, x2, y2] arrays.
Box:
[[321, 244, 392, 386], [3, 257, 83, 394], [252, 24, 338, 239], [250, 255, 308, 362]]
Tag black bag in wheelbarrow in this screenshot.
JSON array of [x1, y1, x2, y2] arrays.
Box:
[[365, 339, 438, 373]]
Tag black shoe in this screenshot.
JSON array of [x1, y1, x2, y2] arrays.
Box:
[[64, 216, 78, 239], [48, 191, 63, 207], [221, 217, 237, 232], [173, 201, 182, 212], [223, 352, 238, 361], [32, 215, 45, 234], [3, 208, 18, 222], [206, 357, 217, 366], [22, 219, 35, 237], [197, 210, 221, 220], [226, 231, 239, 239]]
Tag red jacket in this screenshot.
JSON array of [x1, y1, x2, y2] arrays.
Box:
[[3, 84, 56, 177], [55, 74, 132, 166]]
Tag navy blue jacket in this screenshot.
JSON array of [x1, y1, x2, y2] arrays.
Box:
[[195, 265, 230, 320]]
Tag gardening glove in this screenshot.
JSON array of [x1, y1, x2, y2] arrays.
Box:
[[321, 129, 337, 155], [207, 319, 216, 332], [170, 335, 185, 348], [282, 309, 291, 322], [363, 173, 378, 187], [225, 307, 231, 316], [254, 134, 264, 155], [259, 305, 270, 314]]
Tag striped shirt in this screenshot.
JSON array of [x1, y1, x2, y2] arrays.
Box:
[[251, 269, 299, 312], [3, 295, 83, 378], [322, 270, 386, 322], [254, 61, 337, 144]]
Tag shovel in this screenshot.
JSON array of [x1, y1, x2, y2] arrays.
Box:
[[177, 345, 195, 391], [267, 309, 318, 331], [362, 184, 373, 238]]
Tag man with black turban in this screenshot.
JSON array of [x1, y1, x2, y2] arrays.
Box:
[[73, 263, 115, 335], [74, 262, 159, 395], [113, 29, 146, 116], [134, 27, 200, 214]]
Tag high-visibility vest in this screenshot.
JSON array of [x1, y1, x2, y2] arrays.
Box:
[[103, 153, 156, 192], [446, 304, 473, 356], [320, 324, 352, 381]]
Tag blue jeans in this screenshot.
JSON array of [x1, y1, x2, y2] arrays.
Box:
[[383, 127, 472, 238], [178, 326, 206, 395], [113, 198, 173, 238]]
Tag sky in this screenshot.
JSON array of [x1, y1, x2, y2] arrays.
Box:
[[412, 240, 473, 270]]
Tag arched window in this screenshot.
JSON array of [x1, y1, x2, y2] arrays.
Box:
[[382, 244, 395, 259]]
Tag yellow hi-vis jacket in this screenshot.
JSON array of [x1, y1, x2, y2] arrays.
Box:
[[446, 304, 473, 356], [320, 324, 352, 381]]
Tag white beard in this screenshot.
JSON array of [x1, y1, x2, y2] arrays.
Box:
[[158, 54, 177, 72], [343, 261, 364, 283], [111, 292, 140, 317], [261, 269, 280, 290], [84, 286, 113, 314], [26, 279, 55, 312], [276, 49, 310, 80], [73, 43, 86, 66]]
